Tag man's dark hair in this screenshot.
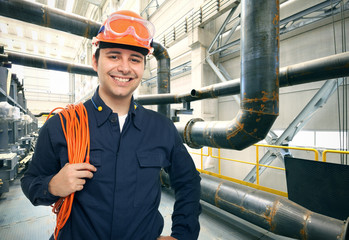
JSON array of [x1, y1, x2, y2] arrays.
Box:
[[94, 46, 147, 67]]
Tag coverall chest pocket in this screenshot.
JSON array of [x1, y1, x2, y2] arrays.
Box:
[[75, 149, 103, 208], [87, 149, 102, 179], [135, 150, 170, 207]]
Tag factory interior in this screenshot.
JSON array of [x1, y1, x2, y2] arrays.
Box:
[[0, 0, 349, 239]]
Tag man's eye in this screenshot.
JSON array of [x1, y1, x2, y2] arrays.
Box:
[[131, 58, 141, 63], [109, 55, 118, 59]]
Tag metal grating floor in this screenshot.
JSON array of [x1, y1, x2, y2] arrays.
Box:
[[0, 177, 295, 240]]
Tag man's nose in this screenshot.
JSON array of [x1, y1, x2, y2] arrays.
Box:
[[117, 58, 130, 74]]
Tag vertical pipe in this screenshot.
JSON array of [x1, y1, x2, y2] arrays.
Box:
[[176, 0, 280, 150], [152, 42, 171, 118], [239, 0, 280, 146]]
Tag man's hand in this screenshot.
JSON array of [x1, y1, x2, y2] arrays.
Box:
[[157, 236, 177, 240], [48, 163, 97, 197]]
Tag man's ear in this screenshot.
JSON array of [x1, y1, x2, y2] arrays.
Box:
[[92, 54, 98, 72]]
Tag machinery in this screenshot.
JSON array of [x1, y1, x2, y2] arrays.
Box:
[[0, 57, 38, 195]]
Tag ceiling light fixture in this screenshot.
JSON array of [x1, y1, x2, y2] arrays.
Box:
[[48, 0, 55, 8], [66, 0, 75, 12], [46, 34, 52, 43], [0, 23, 8, 34], [16, 26, 23, 37], [32, 30, 38, 40]]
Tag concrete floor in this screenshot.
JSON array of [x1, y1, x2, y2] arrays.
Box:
[[0, 177, 295, 240]]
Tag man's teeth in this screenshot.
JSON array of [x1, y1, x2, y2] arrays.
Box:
[[113, 76, 131, 82]]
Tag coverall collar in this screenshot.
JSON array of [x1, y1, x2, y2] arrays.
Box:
[[91, 87, 141, 130]]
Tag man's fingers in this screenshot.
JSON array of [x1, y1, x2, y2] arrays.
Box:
[[66, 163, 97, 172], [76, 178, 86, 186], [75, 170, 94, 179]]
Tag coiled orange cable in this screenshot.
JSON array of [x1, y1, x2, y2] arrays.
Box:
[[46, 103, 90, 240]]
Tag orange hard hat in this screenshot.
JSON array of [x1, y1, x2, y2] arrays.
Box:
[[93, 10, 155, 55]]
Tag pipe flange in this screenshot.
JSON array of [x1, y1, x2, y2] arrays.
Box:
[[184, 118, 204, 149]]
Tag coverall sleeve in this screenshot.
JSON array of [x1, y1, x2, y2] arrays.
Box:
[[166, 124, 202, 240], [21, 119, 61, 206]]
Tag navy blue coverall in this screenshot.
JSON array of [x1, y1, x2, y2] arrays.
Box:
[[21, 89, 201, 240]]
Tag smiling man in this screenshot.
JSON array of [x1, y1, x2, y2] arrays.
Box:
[[21, 10, 201, 240]]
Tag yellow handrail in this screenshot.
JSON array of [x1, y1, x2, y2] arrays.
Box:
[[322, 149, 349, 162], [191, 144, 321, 197], [191, 144, 348, 197], [255, 144, 320, 161], [197, 168, 288, 197]]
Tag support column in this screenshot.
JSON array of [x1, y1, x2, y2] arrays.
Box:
[[188, 24, 218, 121]]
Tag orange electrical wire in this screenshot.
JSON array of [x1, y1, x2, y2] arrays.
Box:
[[46, 103, 90, 240]]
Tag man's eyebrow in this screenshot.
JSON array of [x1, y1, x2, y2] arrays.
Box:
[[106, 50, 121, 55]]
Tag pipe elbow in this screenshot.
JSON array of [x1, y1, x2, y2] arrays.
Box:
[[226, 109, 278, 150], [152, 42, 170, 61]]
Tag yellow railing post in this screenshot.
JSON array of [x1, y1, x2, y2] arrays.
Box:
[[322, 149, 349, 162], [200, 148, 203, 170], [218, 148, 221, 175]]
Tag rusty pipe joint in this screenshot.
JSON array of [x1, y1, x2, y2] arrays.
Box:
[[183, 118, 204, 149]]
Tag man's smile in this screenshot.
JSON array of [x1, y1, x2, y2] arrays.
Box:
[[110, 75, 133, 83]]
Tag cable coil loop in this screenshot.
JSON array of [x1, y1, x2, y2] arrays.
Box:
[[46, 103, 90, 240]]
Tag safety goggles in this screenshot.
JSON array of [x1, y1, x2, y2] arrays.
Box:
[[98, 13, 155, 43]]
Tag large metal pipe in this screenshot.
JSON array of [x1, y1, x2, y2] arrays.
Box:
[[152, 42, 171, 118], [173, 0, 280, 150], [0, 0, 100, 39], [161, 171, 349, 240], [191, 51, 349, 100], [0, 51, 97, 76], [2, 51, 348, 94], [136, 51, 349, 105]]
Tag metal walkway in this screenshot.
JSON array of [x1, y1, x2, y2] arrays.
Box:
[[0, 176, 295, 240]]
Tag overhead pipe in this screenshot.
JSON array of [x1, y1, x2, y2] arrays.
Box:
[[2, 50, 347, 98], [174, 0, 280, 150], [0, 51, 97, 76], [136, 51, 349, 105], [152, 42, 171, 118], [161, 171, 349, 240], [0, 0, 100, 39], [190, 51, 349, 101]]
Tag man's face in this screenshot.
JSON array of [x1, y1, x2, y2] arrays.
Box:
[[92, 47, 144, 103]]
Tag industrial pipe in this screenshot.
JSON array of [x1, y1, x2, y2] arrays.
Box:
[[0, 51, 97, 77], [161, 171, 349, 240], [152, 42, 171, 118], [136, 51, 349, 105], [192, 51, 349, 100], [0, 0, 100, 39], [174, 0, 280, 150]]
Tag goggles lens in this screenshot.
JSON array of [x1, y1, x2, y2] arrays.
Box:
[[102, 14, 155, 42]]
